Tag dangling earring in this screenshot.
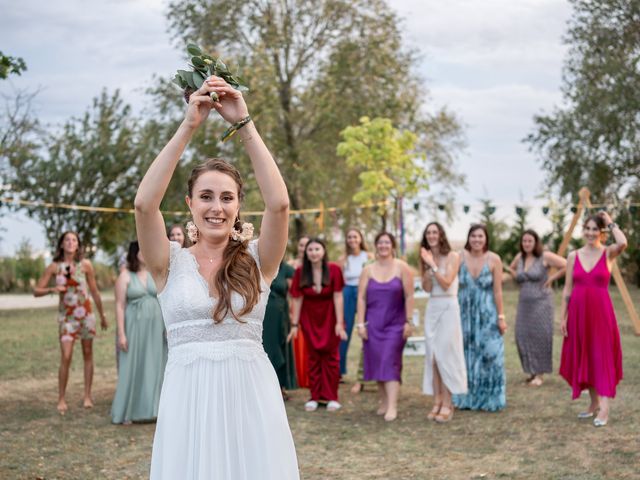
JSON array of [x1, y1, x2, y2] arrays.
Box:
[[186, 221, 199, 243]]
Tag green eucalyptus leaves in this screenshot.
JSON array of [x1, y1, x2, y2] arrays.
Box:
[[173, 44, 248, 103]]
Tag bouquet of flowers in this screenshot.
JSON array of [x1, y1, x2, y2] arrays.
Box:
[[173, 44, 248, 103]]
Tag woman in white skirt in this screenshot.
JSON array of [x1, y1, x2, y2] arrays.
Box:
[[420, 222, 467, 423], [135, 76, 298, 479]]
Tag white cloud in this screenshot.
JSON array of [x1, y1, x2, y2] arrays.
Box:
[[0, 0, 573, 251]]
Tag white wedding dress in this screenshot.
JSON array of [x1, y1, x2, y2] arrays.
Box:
[[150, 240, 299, 479]]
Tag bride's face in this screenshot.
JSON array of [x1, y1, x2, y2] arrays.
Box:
[[187, 171, 240, 242]]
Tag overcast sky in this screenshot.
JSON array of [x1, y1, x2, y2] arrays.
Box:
[[0, 0, 573, 255]]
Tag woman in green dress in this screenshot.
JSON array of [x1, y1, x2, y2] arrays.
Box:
[[263, 260, 297, 399], [111, 241, 167, 424]]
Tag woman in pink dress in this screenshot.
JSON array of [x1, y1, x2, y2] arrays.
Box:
[[559, 212, 627, 427]]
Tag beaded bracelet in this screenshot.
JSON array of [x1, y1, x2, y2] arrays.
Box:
[[220, 115, 252, 142]]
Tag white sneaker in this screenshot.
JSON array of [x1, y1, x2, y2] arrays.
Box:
[[304, 400, 319, 412], [326, 401, 342, 412]]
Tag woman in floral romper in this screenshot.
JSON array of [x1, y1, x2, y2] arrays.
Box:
[[34, 231, 108, 414]]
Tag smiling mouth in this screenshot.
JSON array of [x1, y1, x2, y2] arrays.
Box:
[[204, 217, 225, 225]]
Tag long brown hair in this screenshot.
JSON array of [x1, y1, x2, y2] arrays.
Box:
[[53, 231, 83, 263], [345, 228, 367, 255], [188, 159, 261, 323], [420, 222, 451, 276]]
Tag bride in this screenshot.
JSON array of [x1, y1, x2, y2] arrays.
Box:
[[135, 75, 299, 479]]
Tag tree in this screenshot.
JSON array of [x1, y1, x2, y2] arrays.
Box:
[[162, 0, 465, 238], [541, 200, 570, 253], [0, 52, 27, 80], [477, 198, 508, 254], [525, 0, 640, 283], [498, 205, 529, 261], [6, 90, 165, 255], [525, 0, 640, 202], [336, 116, 427, 230], [14, 238, 44, 291]]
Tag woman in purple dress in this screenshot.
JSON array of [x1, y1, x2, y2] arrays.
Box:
[[356, 232, 414, 421]]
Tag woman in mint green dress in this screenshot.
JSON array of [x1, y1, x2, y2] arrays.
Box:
[[111, 241, 167, 424]]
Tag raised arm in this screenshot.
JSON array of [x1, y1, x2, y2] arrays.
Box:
[[419, 247, 433, 292], [198, 82, 291, 282], [560, 252, 576, 337], [433, 252, 460, 291], [134, 82, 216, 289], [599, 212, 628, 261]]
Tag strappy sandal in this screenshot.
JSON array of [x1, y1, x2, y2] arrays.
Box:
[[435, 406, 454, 423], [427, 404, 441, 421]]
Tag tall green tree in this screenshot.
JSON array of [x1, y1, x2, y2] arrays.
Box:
[[542, 200, 569, 253], [477, 198, 508, 254], [336, 116, 427, 230], [525, 0, 639, 201], [6, 90, 165, 255], [162, 0, 465, 238], [525, 0, 640, 282], [498, 206, 529, 261]]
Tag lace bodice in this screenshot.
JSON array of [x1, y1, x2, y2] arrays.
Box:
[[158, 240, 269, 350]]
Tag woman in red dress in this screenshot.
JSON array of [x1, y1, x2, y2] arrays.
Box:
[[289, 238, 347, 412], [288, 235, 310, 388], [560, 212, 627, 427]]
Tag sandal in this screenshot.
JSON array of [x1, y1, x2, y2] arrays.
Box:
[[435, 406, 454, 423], [427, 404, 441, 421], [326, 401, 342, 412]]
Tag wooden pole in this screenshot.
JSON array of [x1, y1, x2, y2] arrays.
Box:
[[611, 263, 640, 335], [557, 187, 589, 257]]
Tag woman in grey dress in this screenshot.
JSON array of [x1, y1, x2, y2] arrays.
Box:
[[508, 230, 566, 386]]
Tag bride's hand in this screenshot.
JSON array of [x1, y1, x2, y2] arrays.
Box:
[[205, 76, 249, 124], [183, 86, 215, 130]]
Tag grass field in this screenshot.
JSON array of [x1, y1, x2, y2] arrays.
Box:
[[1, 287, 639, 479]]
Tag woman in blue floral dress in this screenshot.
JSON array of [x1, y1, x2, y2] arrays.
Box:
[[453, 224, 507, 412]]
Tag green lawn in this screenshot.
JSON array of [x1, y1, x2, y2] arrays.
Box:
[[1, 287, 638, 479]]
